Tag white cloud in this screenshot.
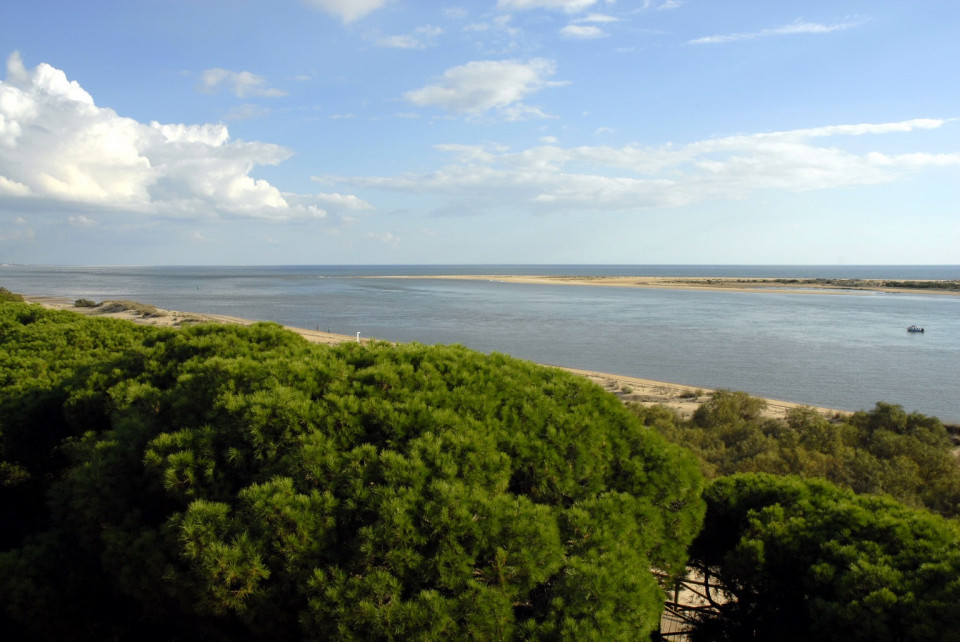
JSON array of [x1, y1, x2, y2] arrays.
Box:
[[0, 174, 30, 196], [368, 231, 401, 246], [324, 119, 960, 214], [691, 18, 864, 45], [0, 52, 356, 222], [501, 103, 556, 121], [497, 0, 599, 13], [560, 24, 606, 39], [306, 190, 376, 212], [577, 13, 620, 23], [68, 215, 98, 226], [199, 68, 286, 98], [403, 59, 567, 118], [301, 0, 388, 23], [150, 122, 230, 145], [376, 25, 443, 49], [644, 0, 684, 9]]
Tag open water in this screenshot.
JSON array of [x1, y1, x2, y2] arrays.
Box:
[[2, 265, 958, 423]]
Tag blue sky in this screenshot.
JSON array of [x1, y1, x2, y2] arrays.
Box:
[[1, 0, 958, 265]]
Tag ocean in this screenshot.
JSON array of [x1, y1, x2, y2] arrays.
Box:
[[3, 264, 959, 423]]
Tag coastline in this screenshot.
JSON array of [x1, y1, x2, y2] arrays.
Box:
[[378, 274, 960, 296], [23, 295, 849, 422]]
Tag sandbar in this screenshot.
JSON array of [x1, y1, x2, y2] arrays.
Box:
[[380, 274, 960, 296]]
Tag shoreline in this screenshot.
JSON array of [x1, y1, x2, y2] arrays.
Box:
[[377, 274, 960, 296], [23, 294, 849, 422]]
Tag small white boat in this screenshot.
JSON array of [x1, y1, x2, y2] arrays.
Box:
[[907, 325, 925, 333]]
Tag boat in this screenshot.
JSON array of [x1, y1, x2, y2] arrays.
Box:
[[907, 325, 925, 333]]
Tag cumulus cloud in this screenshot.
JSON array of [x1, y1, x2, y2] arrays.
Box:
[[0, 175, 30, 196], [403, 59, 567, 118], [302, 0, 388, 23], [199, 68, 286, 98], [323, 118, 960, 214], [691, 18, 864, 45], [0, 52, 354, 221]]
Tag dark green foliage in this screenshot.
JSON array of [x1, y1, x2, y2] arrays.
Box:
[[631, 391, 960, 517], [726, 278, 960, 292], [0, 302, 704, 640], [0, 287, 24, 302], [74, 297, 98, 307], [688, 474, 960, 641], [878, 279, 960, 291]]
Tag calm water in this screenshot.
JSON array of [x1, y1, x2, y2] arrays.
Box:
[[3, 265, 959, 423]]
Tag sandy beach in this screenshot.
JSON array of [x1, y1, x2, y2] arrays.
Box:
[[23, 294, 848, 422], [379, 274, 960, 296]]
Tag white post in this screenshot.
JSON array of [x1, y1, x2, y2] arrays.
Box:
[[356, 331, 361, 343]]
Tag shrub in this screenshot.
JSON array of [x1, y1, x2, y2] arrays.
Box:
[[0, 287, 24, 303], [632, 393, 960, 518], [74, 298, 98, 308], [94, 299, 161, 317]]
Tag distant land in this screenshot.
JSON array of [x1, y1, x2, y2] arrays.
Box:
[[382, 274, 960, 295]]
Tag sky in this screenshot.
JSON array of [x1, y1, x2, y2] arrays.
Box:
[[1, 0, 958, 266]]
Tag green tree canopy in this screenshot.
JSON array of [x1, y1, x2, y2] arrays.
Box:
[[631, 391, 960, 518], [688, 473, 960, 641], [0, 301, 704, 640]]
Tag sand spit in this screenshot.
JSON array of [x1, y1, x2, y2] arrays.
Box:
[[379, 274, 960, 296]]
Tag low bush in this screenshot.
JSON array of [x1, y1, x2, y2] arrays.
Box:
[[0, 287, 23, 303]]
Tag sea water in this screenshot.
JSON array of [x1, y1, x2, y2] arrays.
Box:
[[2, 265, 958, 423]]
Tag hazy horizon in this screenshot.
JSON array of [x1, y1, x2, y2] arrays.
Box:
[[4, 262, 960, 269]]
